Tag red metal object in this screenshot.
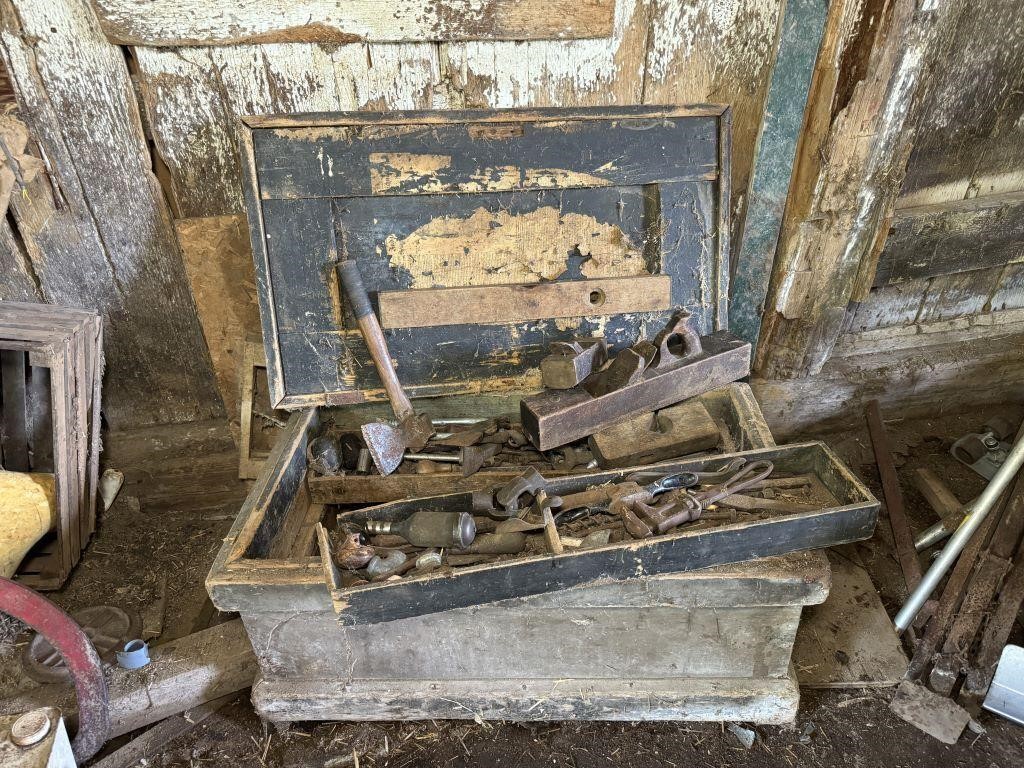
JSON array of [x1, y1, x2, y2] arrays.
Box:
[[0, 576, 109, 762]]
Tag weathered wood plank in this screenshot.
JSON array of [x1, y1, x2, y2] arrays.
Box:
[[91, 0, 616, 46], [875, 192, 1024, 286], [898, 0, 1024, 208], [0, 220, 42, 303], [0, 348, 30, 470], [752, 327, 1024, 439], [252, 675, 800, 724], [756, 0, 942, 379], [252, 110, 718, 201], [243, 605, 802, 680], [731, 0, 829, 347], [443, 0, 650, 108], [134, 41, 444, 217], [641, 0, 783, 251], [1, 620, 256, 739], [0, 0, 222, 428], [794, 553, 906, 688], [991, 262, 1024, 312], [377, 275, 671, 329]]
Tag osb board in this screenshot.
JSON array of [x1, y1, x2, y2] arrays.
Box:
[[793, 551, 907, 688], [175, 214, 261, 440], [90, 0, 617, 46], [243, 107, 731, 409]]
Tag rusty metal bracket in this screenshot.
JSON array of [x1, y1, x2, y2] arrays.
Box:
[[522, 311, 751, 450], [472, 467, 550, 519]]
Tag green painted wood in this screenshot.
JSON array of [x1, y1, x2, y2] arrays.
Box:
[[730, 0, 829, 346]]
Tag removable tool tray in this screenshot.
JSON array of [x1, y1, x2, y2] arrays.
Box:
[[324, 442, 878, 625]]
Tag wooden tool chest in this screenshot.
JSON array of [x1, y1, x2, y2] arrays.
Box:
[[209, 106, 878, 723]]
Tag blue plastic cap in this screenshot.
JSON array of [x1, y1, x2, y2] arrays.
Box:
[[116, 639, 151, 670]]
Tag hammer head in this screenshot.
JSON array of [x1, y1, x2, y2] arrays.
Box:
[[460, 443, 501, 477], [361, 413, 434, 476]]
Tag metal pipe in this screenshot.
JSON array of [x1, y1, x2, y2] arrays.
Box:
[[895, 431, 1024, 633], [405, 452, 460, 463], [914, 506, 972, 551]]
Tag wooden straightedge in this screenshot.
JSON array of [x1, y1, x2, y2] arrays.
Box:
[[377, 275, 671, 329]]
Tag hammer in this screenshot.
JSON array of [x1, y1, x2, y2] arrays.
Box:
[[337, 260, 433, 475]]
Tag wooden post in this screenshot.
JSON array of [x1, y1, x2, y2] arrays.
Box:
[[865, 400, 922, 593], [0, 0, 223, 428], [754, 0, 941, 379], [730, 0, 829, 347]]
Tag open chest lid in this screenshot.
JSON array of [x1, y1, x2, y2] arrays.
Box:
[[240, 105, 732, 410]]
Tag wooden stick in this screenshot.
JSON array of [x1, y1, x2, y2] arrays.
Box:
[[913, 468, 963, 517], [962, 541, 1024, 705], [92, 694, 236, 768], [865, 400, 922, 592]]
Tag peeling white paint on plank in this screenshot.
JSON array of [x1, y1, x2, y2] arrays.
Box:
[[90, 0, 615, 46], [444, 0, 649, 107], [0, 0, 222, 426], [135, 42, 444, 216]]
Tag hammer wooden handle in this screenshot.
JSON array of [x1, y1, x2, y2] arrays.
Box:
[[337, 260, 414, 419]]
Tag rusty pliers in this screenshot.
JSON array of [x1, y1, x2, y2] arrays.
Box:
[[619, 458, 774, 538]]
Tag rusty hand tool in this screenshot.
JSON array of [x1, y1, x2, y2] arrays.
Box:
[[637, 459, 775, 537], [337, 260, 433, 474], [544, 473, 695, 538], [404, 443, 501, 476], [480, 428, 529, 448], [540, 338, 608, 389], [521, 311, 751, 450], [550, 445, 597, 471], [471, 467, 548, 518]]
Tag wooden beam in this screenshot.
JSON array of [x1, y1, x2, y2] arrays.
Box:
[[755, 0, 942, 379], [874, 191, 1024, 286], [730, 0, 829, 347], [913, 468, 963, 518], [90, 0, 616, 46], [0, 0, 223, 428], [750, 325, 1024, 439], [865, 400, 922, 594], [377, 276, 671, 330], [2, 620, 256, 739]]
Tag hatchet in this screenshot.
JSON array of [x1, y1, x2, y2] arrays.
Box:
[[337, 260, 433, 475]]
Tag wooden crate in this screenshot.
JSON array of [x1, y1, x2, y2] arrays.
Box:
[[0, 302, 102, 589], [208, 384, 860, 723]]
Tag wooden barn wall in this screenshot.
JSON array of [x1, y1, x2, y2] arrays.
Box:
[[4, 0, 1019, 437], [125, 0, 788, 426], [749, 0, 1024, 436], [843, 0, 1024, 336], [0, 0, 225, 429]]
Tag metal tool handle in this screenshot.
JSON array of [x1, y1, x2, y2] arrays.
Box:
[[698, 460, 774, 506], [643, 472, 699, 496], [337, 260, 414, 420]]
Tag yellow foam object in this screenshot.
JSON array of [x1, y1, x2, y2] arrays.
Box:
[[0, 471, 57, 578]]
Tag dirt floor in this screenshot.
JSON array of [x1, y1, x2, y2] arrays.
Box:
[[3, 404, 1024, 766]]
